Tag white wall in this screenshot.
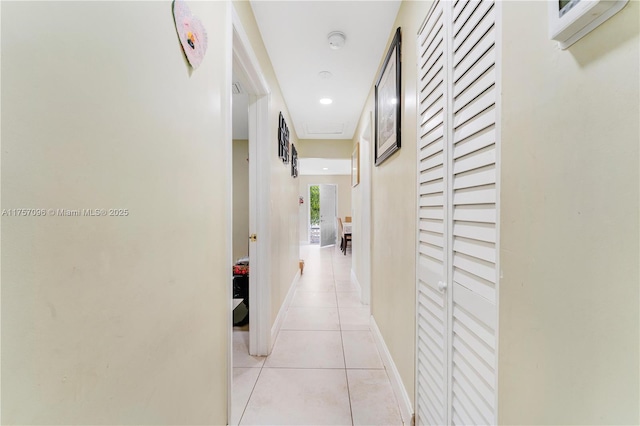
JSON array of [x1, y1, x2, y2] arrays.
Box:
[[298, 175, 352, 244], [297, 139, 353, 159], [351, 0, 431, 405], [498, 1, 639, 424], [233, 140, 250, 261], [351, 115, 373, 304], [1, 1, 231, 424]]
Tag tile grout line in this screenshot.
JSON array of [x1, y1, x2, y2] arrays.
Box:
[[236, 360, 265, 426], [333, 246, 355, 426]]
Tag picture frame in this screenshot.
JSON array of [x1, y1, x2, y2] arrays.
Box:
[[351, 143, 360, 187], [291, 143, 298, 178], [278, 112, 290, 164], [375, 27, 401, 166], [548, 0, 628, 49], [278, 112, 284, 159]]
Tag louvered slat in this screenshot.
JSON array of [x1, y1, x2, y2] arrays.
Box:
[[453, 0, 478, 25], [454, 4, 495, 66], [453, 0, 493, 49], [453, 268, 496, 303], [453, 26, 496, 81], [453, 127, 496, 158], [421, 180, 444, 196], [453, 252, 496, 283], [453, 165, 496, 190], [453, 221, 495, 243], [422, 231, 445, 248], [453, 184, 496, 205], [453, 45, 495, 97], [453, 109, 495, 143], [453, 147, 495, 175], [420, 137, 443, 161], [454, 86, 496, 128], [421, 74, 445, 113], [453, 237, 496, 263], [453, 72, 496, 115]]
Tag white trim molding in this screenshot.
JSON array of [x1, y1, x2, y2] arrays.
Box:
[[271, 271, 300, 347], [232, 8, 269, 96], [370, 316, 414, 425]]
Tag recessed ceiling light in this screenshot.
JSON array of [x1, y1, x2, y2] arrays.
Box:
[[323, 167, 329, 170], [320, 98, 333, 105]]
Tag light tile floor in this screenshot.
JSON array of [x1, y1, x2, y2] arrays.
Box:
[[232, 244, 403, 426]]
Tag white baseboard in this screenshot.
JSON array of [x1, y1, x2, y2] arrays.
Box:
[[271, 270, 300, 346], [370, 316, 414, 426]]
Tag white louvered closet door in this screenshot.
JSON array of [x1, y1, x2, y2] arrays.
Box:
[[416, 0, 448, 424], [416, 1, 499, 425]]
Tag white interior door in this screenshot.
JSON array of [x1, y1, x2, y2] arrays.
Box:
[[449, 0, 499, 423], [232, 6, 272, 360], [320, 184, 337, 247], [416, 1, 449, 423], [416, 1, 499, 425]]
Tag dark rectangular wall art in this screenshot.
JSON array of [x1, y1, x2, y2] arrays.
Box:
[[291, 143, 298, 178], [375, 27, 402, 166], [278, 112, 290, 164]]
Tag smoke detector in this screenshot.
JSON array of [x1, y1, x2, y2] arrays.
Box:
[[328, 31, 346, 50]]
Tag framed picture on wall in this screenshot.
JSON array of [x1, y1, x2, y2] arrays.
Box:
[[291, 143, 298, 178], [278, 112, 290, 164], [375, 27, 401, 166], [283, 125, 289, 164], [352, 143, 360, 187], [278, 112, 284, 159]]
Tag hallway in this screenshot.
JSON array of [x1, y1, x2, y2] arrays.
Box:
[[232, 245, 403, 425]]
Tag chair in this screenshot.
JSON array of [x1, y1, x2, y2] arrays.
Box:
[[343, 229, 352, 255], [338, 217, 351, 255], [345, 216, 352, 223]]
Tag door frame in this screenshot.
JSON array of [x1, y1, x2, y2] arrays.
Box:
[[230, 7, 272, 423]]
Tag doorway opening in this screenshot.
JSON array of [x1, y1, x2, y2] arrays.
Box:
[[229, 5, 272, 425], [309, 185, 320, 244], [307, 184, 337, 247]]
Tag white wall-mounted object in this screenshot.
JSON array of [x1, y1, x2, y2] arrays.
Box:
[[327, 31, 346, 50], [548, 0, 628, 49]]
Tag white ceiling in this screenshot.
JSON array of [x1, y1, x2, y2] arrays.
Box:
[[250, 1, 401, 140], [299, 158, 351, 175]]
